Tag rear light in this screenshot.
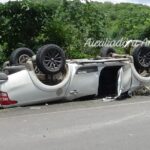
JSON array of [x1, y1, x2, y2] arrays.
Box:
[[0, 91, 17, 105]]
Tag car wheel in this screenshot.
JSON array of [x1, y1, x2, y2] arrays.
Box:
[[101, 47, 115, 57], [10, 47, 34, 65], [36, 44, 66, 74], [132, 46, 150, 70]]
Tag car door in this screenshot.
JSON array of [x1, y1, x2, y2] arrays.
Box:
[[117, 64, 132, 96], [66, 65, 99, 100]]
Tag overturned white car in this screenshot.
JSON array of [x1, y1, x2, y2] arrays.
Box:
[[0, 44, 150, 108]]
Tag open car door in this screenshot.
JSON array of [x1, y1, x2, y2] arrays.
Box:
[[117, 64, 132, 97]]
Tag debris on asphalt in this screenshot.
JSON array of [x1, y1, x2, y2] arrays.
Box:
[[102, 97, 116, 102], [30, 107, 41, 110]]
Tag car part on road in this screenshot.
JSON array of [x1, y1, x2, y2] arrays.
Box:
[[10, 47, 34, 65], [102, 97, 116, 102], [36, 44, 66, 74], [101, 47, 116, 57]]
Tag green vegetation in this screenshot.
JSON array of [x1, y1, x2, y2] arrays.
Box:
[[0, 0, 150, 65]]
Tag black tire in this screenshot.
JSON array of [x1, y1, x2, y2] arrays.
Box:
[[36, 44, 66, 74], [10, 47, 34, 65], [132, 46, 150, 70], [101, 47, 115, 57]]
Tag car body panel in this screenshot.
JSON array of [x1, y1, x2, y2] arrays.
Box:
[[66, 64, 99, 100], [117, 64, 132, 95], [0, 57, 149, 107]]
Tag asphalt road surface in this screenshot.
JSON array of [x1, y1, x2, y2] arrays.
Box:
[[0, 96, 150, 150]]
